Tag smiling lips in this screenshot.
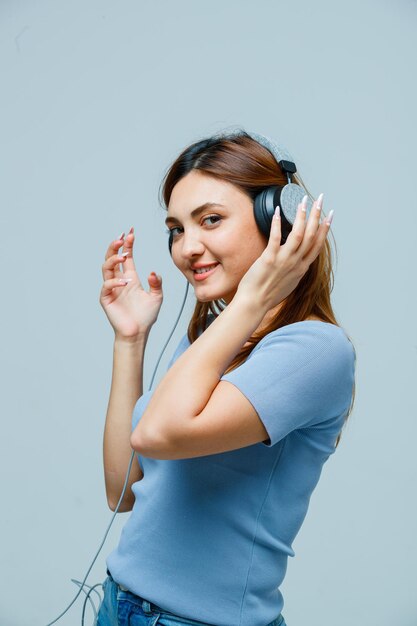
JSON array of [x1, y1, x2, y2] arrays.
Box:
[[191, 262, 220, 280]]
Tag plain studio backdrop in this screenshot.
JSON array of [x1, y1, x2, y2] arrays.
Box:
[[0, 1, 416, 625]]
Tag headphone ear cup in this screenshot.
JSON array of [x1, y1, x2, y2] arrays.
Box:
[[280, 183, 313, 225], [253, 185, 291, 243], [253, 186, 282, 237], [254, 184, 313, 243]]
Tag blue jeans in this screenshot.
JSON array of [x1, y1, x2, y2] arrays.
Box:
[[96, 572, 287, 626]]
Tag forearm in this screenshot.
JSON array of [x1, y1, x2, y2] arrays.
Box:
[[133, 295, 266, 447], [103, 334, 148, 510]]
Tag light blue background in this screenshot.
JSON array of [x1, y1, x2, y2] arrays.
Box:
[[0, 1, 416, 625]]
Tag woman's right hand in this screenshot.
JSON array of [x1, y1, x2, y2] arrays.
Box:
[[99, 228, 163, 340]]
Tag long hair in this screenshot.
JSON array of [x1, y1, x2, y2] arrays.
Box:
[[159, 128, 356, 446]]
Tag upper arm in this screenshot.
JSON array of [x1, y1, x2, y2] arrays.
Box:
[[138, 380, 270, 460], [135, 325, 355, 461]]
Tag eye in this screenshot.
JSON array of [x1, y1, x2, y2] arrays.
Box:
[[165, 226, 183, 237], [165, 214, 221, 238], [202, 214, 222, 226]]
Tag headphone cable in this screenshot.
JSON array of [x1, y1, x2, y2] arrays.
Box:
[[45, 280, 190, 626]]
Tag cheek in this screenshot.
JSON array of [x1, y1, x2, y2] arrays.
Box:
[[222, 245, 266, 284], [171, 249, 187, 273], [229, 228, 267, 272], [215, 220, 263, 255], [219, 228, 266, 269]]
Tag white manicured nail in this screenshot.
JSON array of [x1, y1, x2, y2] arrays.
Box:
[[301, 195, 308, 212], [326, 210, 334, 225], [316, 193, 324, 210]]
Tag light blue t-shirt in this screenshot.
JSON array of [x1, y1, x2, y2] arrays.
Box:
[[107, 320, 356, 626]]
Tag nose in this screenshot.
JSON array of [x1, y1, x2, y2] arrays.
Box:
[[180, 227, 205, 260]]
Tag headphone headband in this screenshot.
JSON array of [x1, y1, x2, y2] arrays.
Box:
[[214, 129, 296, 175]]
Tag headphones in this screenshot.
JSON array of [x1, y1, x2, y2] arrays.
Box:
[[168, 130, 313, 255]]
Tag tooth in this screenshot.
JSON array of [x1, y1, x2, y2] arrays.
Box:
[[196, 264, 216, 274]]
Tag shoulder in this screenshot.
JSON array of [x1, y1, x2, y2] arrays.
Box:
[[242, 321, 356, 398], [255, 321, 355, 363], [221, 321, 355, 437]]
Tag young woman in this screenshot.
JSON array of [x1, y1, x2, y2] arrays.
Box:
[[97, 130, 356, 626]]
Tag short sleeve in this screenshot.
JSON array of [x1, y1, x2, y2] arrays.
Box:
[[165, 332, 191, 370], [220, 323, 356, 447], [165, 316, 215, 370]]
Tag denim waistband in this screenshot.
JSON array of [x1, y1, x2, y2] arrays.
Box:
[[107, 568, 134, 594], [106, 569, 286, 626], [106, 568, 167, 615]]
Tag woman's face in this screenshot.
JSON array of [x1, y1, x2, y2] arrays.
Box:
[[166, 170, 268, 304]]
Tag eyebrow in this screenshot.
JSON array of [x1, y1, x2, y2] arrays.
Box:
[[165, 202, 226, 226]]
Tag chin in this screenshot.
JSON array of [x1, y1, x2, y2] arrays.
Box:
[[194, 287, 235, 304], [190, 271, 238, 304], [195, 292, 221, 303]]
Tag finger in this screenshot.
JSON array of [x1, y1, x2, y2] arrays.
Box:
[[120, 227, 137, 273], [282, 197, 309, 254], [302, 210, 334, 264], [102, 232, 126, 281], [307, 193, 324, 235], [297, 193, 324, 256], [100, 277, 133, 299], [102, 252, 129, 281], [266, 206, 282, 253], [104, 232, 125, 262], [148, 272, 163, 295]]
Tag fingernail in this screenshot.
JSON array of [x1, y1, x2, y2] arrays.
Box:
[[326, 209, 334, 225], [301, 195, 308, 212], [129, 226, 134, 234], [118, 278, 133, 283], [121, 252, 129, 257], [316, 193, 324, 210], [118, 232, 125, 240], [274, 205, 281, 219]]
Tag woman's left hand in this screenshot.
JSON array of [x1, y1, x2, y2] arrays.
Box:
[[235, 194, 333, 312]]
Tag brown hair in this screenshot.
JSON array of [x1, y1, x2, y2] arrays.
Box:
[[159, 128, 356, 446]]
